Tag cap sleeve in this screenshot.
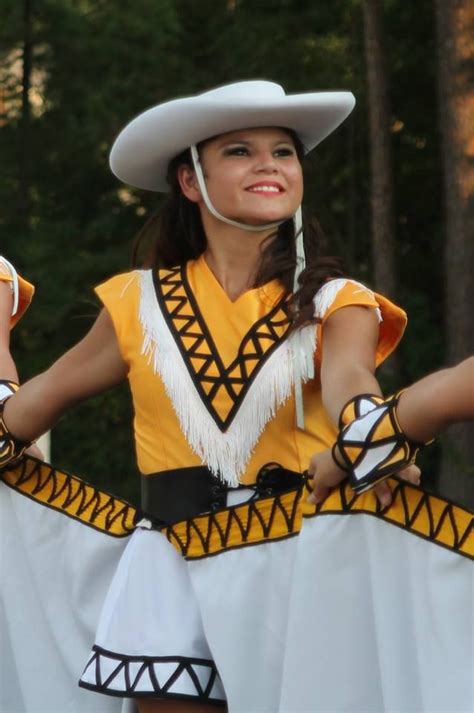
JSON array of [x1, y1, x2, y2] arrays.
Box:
[[0, 257, 35, 329], [94, 271, 142, 365], [314, 278, 407, 366]]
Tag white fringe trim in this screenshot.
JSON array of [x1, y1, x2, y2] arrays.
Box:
[[314, 278, 382, 323], [291, 320, 315, 429], [138, 270, 315, 486]]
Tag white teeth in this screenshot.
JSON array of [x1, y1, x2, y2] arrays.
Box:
[[248, 186, 280, 193]]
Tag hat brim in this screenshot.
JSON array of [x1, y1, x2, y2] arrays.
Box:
[[110, 90, 355, 192]]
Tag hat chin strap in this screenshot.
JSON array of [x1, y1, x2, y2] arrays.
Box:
[[191, 144, 288, 233], [190, 144, 305, 292]]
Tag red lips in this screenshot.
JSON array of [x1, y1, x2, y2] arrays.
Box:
[[245, 181, 284, 193]]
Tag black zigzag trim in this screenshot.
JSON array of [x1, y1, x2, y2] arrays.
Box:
[[164, 486, 302, 560], [304, 478, 474, 560], [1, 455, 138, 537], [153, 266, 291, 430], [79, 645, 226, 703]]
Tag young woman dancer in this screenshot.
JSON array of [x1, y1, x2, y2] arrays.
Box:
[[0, 82, 471, 713]]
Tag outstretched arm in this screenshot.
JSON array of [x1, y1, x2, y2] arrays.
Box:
[[396, 357, 474, 440], [2, 308, 128, 444], [1, 277, 45, 458], [309, 356, 474, 503], [309, 304, 419, 506], [319, 304, 381, 423]]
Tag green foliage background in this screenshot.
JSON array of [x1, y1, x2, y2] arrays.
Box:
[[1, 0, 448, 505]]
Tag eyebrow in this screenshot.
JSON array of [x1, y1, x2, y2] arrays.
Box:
[[218, 137, 294, 148]]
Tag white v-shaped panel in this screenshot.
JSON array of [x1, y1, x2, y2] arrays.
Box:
[[139, 270, 315, 486]]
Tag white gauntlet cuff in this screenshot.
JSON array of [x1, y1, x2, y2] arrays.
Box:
[[333, 393, 423, 494]]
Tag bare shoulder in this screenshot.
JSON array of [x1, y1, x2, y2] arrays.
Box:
[[88, 306, 120, 341], [62, 306, 125, 366], [323, 302, 380, 339], [321, 304, 380, 370], [46, 307, 128, 402]]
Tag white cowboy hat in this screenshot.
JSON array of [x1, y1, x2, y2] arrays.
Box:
[[110, 80, 355, 192]]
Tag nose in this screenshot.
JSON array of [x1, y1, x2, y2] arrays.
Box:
[[253, 151, 278, 173]]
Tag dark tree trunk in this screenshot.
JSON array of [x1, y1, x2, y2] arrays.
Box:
[[363, 0, 399, 383], [435, 0, 474, 507], [19, 0, 33, 225]]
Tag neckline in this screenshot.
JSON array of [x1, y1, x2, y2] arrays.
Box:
[[193, 253, 285, 307], [152, 264, 292, 431]]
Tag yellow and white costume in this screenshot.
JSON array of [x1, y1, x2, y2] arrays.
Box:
[[0, 256, 34, 329], [93, 256, 406, 482], [2, 256, 472, 712]]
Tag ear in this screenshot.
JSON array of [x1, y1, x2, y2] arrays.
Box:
[[177, 164, 201, 203]]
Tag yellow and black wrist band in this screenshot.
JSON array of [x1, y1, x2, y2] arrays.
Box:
[[0, 397, 31, 469], [334, 392, 424, 495], [0, 380, 19, 403]]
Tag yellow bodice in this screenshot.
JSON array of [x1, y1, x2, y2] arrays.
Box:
[[96, 255, 406, 484]]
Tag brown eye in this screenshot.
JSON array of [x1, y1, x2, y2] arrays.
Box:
[[224, 146, 250, 157], [274, 147, 295, 157]]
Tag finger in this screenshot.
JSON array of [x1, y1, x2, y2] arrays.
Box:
[[307, 483, 330, 505], [307, 455, 317, 478], [373, 480, 392, 508], [398, 464, 421, 485]]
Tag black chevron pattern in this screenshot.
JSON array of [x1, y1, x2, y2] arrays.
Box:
[[153, 266, 290, 430], [79, 645, 226, 702]]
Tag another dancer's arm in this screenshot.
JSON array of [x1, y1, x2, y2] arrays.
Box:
[[309, 356, 474, 503], [396, 357, 474, 440], [0, 280, 19, 383], [0, 259, 44, 459]]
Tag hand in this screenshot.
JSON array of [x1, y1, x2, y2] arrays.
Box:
[[371, 464, 421, 508], [307, 448, 346, 505], [307, 450, 421, 507]]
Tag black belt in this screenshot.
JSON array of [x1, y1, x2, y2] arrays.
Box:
[[140, 463, 305, 526]]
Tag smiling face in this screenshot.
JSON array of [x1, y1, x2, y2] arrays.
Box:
[[178, 127, 304, 227]]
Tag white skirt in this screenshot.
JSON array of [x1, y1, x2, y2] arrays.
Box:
[[79, 526, 226, 704], [1, 457, 473, 712], [80, 482, 474, 712]]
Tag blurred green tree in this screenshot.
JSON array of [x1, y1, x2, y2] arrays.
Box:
[[0, 0, 471, 504]]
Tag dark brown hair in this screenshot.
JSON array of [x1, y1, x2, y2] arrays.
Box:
[[132, 136, 344, 329]]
